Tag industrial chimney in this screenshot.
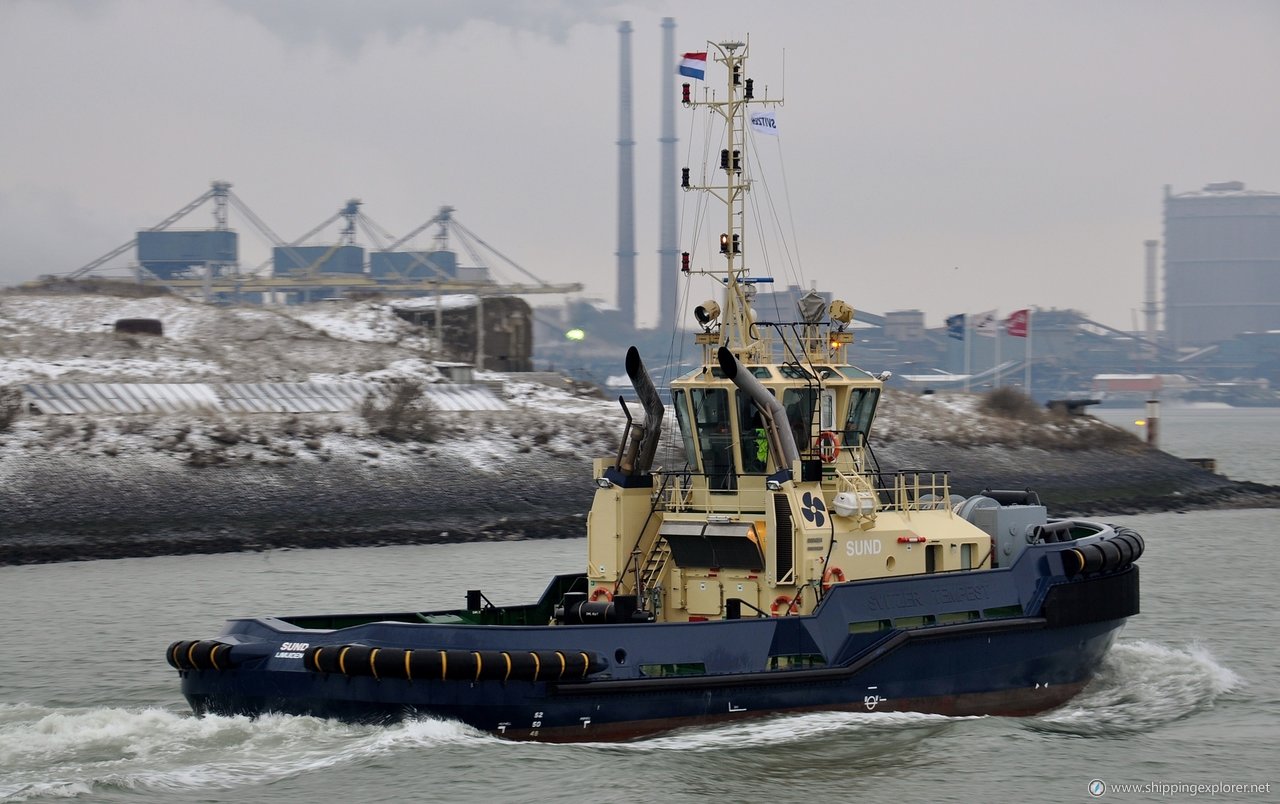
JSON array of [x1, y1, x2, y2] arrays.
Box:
[[615, 21, 637, 331], [1143, 239, 1159, 345], [658, 17, 679, 333]]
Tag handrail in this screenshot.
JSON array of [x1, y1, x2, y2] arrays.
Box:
[[654, 467, 954, 517], [614, 471, 679, 597], [654, 473, 769, 515]]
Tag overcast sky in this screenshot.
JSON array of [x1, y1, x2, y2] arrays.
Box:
[[2, 0, 1277, 331]]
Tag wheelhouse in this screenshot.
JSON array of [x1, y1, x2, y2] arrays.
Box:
[[668, 363, 881, 497]]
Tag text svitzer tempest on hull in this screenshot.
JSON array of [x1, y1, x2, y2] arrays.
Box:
[[167, 37, 1143, 742]]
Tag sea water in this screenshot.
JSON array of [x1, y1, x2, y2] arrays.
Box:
[[1, 409, 1277, 803], [1092, 405, 1280, 486]]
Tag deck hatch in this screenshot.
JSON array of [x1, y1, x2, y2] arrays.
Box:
[[663, 534, 763, 570], [657, 521, 764, 571]]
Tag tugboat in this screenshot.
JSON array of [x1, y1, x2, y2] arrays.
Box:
[[168, 39, 1141, 742]]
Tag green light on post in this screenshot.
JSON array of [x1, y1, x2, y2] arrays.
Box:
[[565, 328, 586, 341]]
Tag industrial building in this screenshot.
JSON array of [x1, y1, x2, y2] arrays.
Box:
[[137, 230, 238, 279], [65, 184, 578, 307], [47, 12, 1280, 402], [391, 295, 534, 372], [1163, 182, 1280, 348]]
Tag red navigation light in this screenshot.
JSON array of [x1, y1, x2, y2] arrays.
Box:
[[681, 252, 690, 273], [682, 83, 691, 104]]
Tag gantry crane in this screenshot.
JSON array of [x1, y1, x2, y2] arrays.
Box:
[[61, 181, 582, 301]]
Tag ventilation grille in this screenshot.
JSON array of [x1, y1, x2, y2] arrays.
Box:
[[774, 493, 794, 581]]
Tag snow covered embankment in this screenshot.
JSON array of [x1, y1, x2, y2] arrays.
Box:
[[2, 291, 1272, 564]]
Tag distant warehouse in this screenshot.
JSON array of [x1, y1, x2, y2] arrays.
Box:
[[1163, 182, 1280, 348]]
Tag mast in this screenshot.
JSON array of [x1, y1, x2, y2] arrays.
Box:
[[683, 39, 782, 364]]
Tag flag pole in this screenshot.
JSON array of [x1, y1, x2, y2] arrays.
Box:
[[1025, 309, 1033, 397], [963, 315, 971, 393], [994, 316, 1002, 388]]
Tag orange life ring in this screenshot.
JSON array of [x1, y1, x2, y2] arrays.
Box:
[[815, 431, 841, 463], [590, 587, 613, 602], [770, 595, 799, 617], [821, 567, 846, 592]]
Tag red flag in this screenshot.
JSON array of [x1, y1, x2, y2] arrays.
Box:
[[1005, 309, 1029, 338]]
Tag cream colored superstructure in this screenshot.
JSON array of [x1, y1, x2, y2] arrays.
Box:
[[581, 39, 993, 623], [584, 409, 994, 623]]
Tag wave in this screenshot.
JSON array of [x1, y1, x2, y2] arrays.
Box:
[[574, 709, 976, 755], [0, 704, 489, 801], [1026, 640, 1241, 735], [0, 703, 981, 799], [0, 639, 1238, 798], [580, 640, 1240, 751]]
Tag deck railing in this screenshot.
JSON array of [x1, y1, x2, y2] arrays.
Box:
[[869, 470, 954, 515], [651, 467, 953, 519], [654, 471, 769, 516]]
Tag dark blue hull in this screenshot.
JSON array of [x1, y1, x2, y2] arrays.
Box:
[[183, 617, 1118, 740], [174, 544, 1138, 741]]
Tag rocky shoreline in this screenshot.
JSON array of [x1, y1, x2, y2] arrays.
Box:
[[4, 292, 1275, 566], [3, 431, 1276, 566], [873, 439, 1280, 516], [0, 439, 591, 565]]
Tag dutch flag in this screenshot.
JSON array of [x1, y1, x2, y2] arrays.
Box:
[[678, 51, 707, 81]]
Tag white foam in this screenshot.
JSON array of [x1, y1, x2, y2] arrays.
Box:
[[0, 706, 488, 800], [1028, 640, 1241, 735], [565, 709, 976, 754]]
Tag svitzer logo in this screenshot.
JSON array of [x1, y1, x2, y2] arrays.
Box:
[[799, 491, 826, 527]]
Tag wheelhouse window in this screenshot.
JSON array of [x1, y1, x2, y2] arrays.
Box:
[[670, 389, 698, 468], [690, 387, 735, 490], [820, 389, 837, 431], [844, 388, 880, 448], [783, 388, 818, 453], [737, 391, 770, 474]]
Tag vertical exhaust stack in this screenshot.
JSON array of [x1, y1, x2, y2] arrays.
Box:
[[717, 346, 801, 467], [621, 346, 665, 475], [1143, 239, 1159, 347], [616, 21, 637, 331], [658, 17, 679, 333]]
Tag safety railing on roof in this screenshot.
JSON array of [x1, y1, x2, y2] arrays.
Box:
[[871, 471, 954, 516], [651, 466, 952, 520], [653, 470, 769, 516]]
